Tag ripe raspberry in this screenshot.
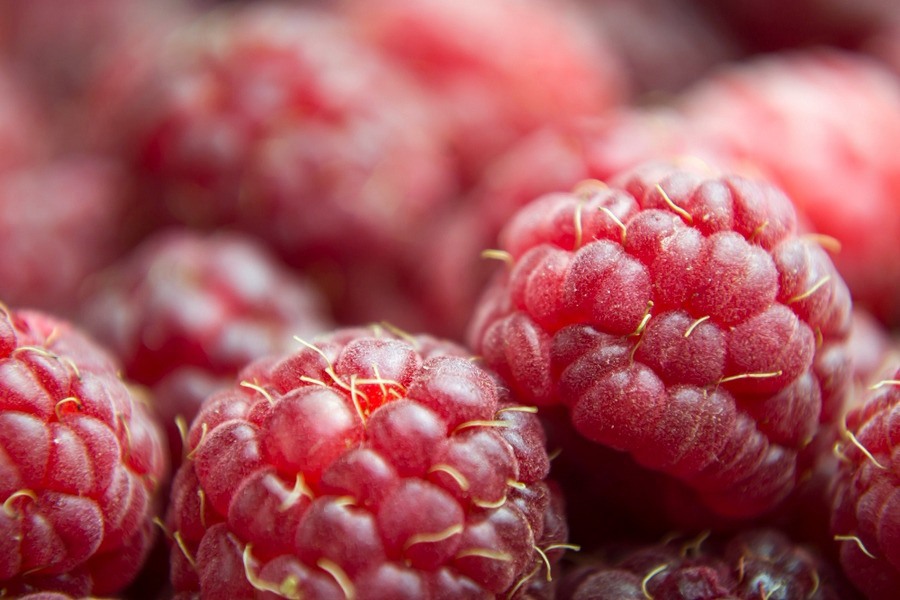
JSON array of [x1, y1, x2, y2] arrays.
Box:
[[678, 49, 900, 326], [470, 161, 853, 518], [0, 60, 49, 173], [558, 529, 858, 599], [0, 306, 167, 596], [130, 3, 456, 278], [0, 157, 128, 316], [340, 0, 627, 181], [167, 326, 568, 597], [79, 229, 332, 463], [417, 108, 710, 340], [830, 369, 900, 600]]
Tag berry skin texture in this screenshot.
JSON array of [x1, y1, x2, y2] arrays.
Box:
[[831, 368, 900, 600], [167, 327, 567, 598], [79, 229, 332, 466], [557, 528, 858, 599], [678, 49, 900, 327], [469, 161, 853, 519], [0, 306, 167, 596]]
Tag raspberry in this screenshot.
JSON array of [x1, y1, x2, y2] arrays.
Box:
[[79, 229, 332, 464], [0, 60, 49, 172], [0, 306, 167, 596], [558, 528, 857, 599], [340, 0, 627, 181], [470, 161, 853, 518], [0, 157, 128, 316], [830, 368, 900, 600], [678, 49, 900, 326], [166, 327, 568, 597], [130, 3, 456, 274]]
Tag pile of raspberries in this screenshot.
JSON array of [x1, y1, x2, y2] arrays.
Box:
[[1, 1, 899, 598]]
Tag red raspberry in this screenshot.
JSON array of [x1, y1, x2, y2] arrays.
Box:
[[470, 161, 853, 519], [0, 157, 128, 316], [130, 3, 456, 273], [678, 49, 900, 326], [166, 327, 568, 597], [79, 229, 332, 463], [831, 369, 900, 600], [0, 60, 49, 172], [0, 306, 167, 596], [340, 0, 627, 181], [558, 529, 858, 599]]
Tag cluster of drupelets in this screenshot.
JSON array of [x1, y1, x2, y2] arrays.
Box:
[[1, 0, 900, 598]]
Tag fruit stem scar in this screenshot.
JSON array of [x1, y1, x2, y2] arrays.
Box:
[[376, 320, 419, 347], [173, 530, 197, 569], [403, 523, 464, 551], [843, 429, 887, 469], [683, 315, 710, 338], [54, 396, 83, 420], [481, 249, 514, 268], [453, 419, 510, 434], [317, 558, 355, 600], [2, 489, 37, 518], [279, 473, 315, 511], [641, 563, 669, 599], [185, 422, 209, 460], [455, 547, 513, 561], [718, 370, 782, 384], [573, 200, 585, 249], [293, 336, 334, 368], [802, 233, 841, 253], [598, 205, 627, 244], [870, 379, 900, 390], [834, 534, 877, 559], [428, 464, 470, 491], [629, 301, 654, 338], [787, 275, 831, 304], [808, 569, 820, 599], [495, 405, 538, 415], [243, 544, 301, 599], [240, 381, 275, 406], [473, 495, 507, 509], [655, 184, 692, 223], [679, 530, 710, 557], [533, 545, 553, 581]]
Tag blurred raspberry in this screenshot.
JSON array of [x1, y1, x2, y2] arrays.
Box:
[[678, 49, 900, 326], [167, 327, 568, 597], [340, 0, 628, 182], [79, 229, 332, 465], [0, 307, 167, 596], [0, 157, 129, 317], [470, 160, 853, 519]]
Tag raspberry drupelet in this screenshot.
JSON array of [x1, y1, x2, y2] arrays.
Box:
[[166, 326, 569, 598], [469, 160, 853, 520], [0, 305, 167, 596], [831, 368, 900, 600]]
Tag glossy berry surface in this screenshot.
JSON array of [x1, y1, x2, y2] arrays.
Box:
[[167, 327, 567, 598], [470, 161, 853, 519], [0, 307, 167, 596]]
